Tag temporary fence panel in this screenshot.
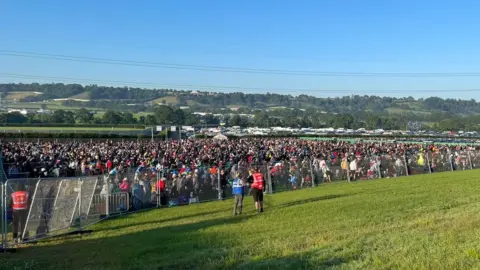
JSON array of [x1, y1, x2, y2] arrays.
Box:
[[298, 159, 314, 189], [21, 178, 67, 241], [327, 157, 349, 183], [379, 154, 408, 178], [160, 166, 221, 207], [427, 152, 450, 173], [454, 150, 471, 171], [470, 151, 480, 169], [406, 152, 430, 175], [269, 161, 289, 193], [46, 179, 81, 234]]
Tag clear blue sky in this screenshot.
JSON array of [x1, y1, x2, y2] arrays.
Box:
[[1, 0, 480, 99]]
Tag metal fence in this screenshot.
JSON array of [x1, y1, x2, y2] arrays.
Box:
[[1, 176, 129, 250], [2, 149, 480, 250]]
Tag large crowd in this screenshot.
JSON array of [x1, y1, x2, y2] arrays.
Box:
[[2, 138, 479, 207]]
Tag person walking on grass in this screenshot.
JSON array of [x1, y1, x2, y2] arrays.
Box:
[[232, 172, 245, 215], [247, 167, 265, 214]]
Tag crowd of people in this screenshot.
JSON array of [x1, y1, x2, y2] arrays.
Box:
[[4, 137, 480, 245], [2, 138, 480, 208]]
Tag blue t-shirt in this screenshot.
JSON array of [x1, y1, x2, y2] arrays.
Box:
[[232, 178, 245, 195]]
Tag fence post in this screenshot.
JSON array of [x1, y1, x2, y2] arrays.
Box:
[[217, 167, 222, 200], [449, 150, 454, 172], [346, 157, 351, 182], [105, 176, 110, 218], [425, 152, 432, 174], [468, 151, 474, 170], [309, 159, 315, 187], [1, 182, 5, 249], [376, 156, 382, 179], [267, 165, 273, 194], [156, 172, 160, 208], [403, 154, 409, 176], [78, 179, 83, 231]]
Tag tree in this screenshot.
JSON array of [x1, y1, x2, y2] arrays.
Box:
[[332, 114, 354, 128], [75, 108, 94, 124], [154, 105, 174, 124], [120, 112, 137, 124], [253, 111, 270, 127], [5, 112, 28, 124], [50, 110, 74, 124], [145, 115, 157, 125], [184, 114, 198, 126], [230, 115, 249, 127], [170, 109, 185, 125], [102, 110, 123, 124]]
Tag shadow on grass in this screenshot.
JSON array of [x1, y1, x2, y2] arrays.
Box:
[[275, 193, 353, 210], [237, 249, 356, 270], [1, 210, 357, 270], [92, 207, 231, 233], [0, 215, 247, 269]]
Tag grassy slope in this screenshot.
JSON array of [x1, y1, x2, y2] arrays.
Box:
[[6, 102, 101, 111], [3, 171, 480, 269], [4, 92, 41, 101], [67, 91, 91, 100], [152, 96, 179, 105]]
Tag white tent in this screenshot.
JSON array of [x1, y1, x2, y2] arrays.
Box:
[[213, 133, 228, 141]]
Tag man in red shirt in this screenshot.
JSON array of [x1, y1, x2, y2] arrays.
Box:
[[247, 167, 265, 213], [156, 177, 167, 206], [8, 183, 29, 243]]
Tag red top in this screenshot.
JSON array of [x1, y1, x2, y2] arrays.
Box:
[[156, 180, 166, 192], [251, 173, 264, 190], [11, 191, 28, 210]]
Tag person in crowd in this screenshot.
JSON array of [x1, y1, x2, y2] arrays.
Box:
[[8, 183, 29, 243], [231, 172, 245, 215], [247, 167, 265, 213]]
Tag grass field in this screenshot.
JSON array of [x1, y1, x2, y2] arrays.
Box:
[[152, 96, 179, 105], [6, 102, 101, 112], [3, 171, 480, 269], [67, 91, 91, 100], [4, 92, 42, 101]]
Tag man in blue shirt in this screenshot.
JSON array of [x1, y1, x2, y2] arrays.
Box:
[[232, 172, 245, 216]]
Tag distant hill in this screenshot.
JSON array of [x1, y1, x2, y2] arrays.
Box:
[[0, 83, 478, 115]]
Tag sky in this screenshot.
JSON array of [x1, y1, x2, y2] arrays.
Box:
[[1, 0, 480, 99]]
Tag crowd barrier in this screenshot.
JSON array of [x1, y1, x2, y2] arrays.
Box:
[[2, 149, 480, 250], [0, 176, 129, 250]]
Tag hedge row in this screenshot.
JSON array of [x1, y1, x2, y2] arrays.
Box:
[[0, 123, 146, 129]]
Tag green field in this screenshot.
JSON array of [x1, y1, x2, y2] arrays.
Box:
[[0, 126, 142, 131], [3, 171, 480, 269], [152, 96, 179, 105], [67, 91, 91, 100], [6, 102, 101, 111], [4, 92, 42, 101]]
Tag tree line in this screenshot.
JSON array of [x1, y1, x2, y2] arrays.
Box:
[[2, 105, 480, 131], [2, 83, 480, 115]]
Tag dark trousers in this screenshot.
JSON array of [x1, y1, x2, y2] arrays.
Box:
[[12, 210, 28, 239], [233, 194, 244, 214]]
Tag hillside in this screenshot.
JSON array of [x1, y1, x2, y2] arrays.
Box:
[[1, 83, 479, 115], [2, 171, 480, 269]]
